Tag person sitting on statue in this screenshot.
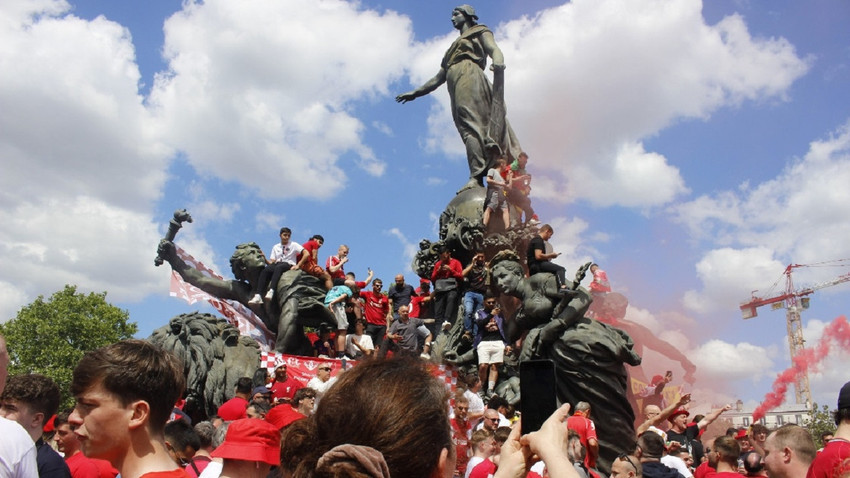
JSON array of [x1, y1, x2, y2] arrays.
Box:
[[294, 234, 333, 291], [251, 227, 303, 305], [588, 263, 612, 295], [313, 324, 335, 358], [325, 244, 349, 286], [527, 224, 571, 293], [483, 158, 511, 230]]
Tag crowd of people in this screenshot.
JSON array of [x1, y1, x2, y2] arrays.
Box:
[[3, 333, 850, 478]]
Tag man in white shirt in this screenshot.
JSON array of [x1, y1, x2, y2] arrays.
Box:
[[0, 334, 38, 478], [251, 227, 304, 304]]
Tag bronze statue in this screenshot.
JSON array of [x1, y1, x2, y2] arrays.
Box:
[[148, 312, 260, 421], [487, 251, 641, 473], [396, 4, 522, 192], [157, 238, 334, 355]]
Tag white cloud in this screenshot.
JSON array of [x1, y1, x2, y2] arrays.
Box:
[[690, 339, 777, 382], [678, 121, 850, 314], [0, 1, 172, 319], [404, 0, 807, 208], [384, 227, 418, 274], [148, 0, 411, 199]]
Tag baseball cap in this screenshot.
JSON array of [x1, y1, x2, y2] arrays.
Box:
[[211, 418, 281, 465], [667, 408, 689, 422]]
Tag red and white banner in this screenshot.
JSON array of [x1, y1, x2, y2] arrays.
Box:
[[169, 246, 275, 352], [260, 352, 460, 394]]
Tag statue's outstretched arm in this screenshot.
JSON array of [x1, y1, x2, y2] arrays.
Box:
[[158, 239, 248, 302], [395, 68, 447, 103]]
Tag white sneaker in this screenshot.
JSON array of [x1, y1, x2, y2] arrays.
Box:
[[264, 289, 274, 300], [420, 352, 431, 360], [248, 294, 263, 305]]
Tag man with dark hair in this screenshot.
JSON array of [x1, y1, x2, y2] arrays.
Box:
[[0, 373, 70, 477], [431, 246, 463, 328], [217, 377, 253, 421], [251, 226, 303, 304], [268, 362, 300, 405], [526, 224, 569, 292], [55, 411, 118, 478], [807, 380, 850, 478], [707, 435, 742, 478], [68, 339, 188, 477], [164, 419, 200, 469], [474, 295, 508, 397], [749, 423, 770, 455], [294, 234, 333, 290], [763, 425, 815, 478], [636, 432, 684, 478], [0, 334, 40, 477], [359, 278, 391, 351]]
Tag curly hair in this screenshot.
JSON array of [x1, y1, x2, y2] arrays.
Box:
[[281, 358, 451, 478], [1, 373, 61, 421]]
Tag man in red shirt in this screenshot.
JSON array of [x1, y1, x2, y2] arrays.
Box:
[[567, 401, 599, 470], [807, 380, 850, 478], [268, 363, 302, 405], [706, 436, 743, 478], [763, 425, 815, 478], [431, 246, 463, 327], [69, 340, 190, 478], [451, 395, 472, 478], [294, 234, 333, 290], [217, 377, 252, 421], [55, 411, 118, 477], [359, 278, 391, 350]]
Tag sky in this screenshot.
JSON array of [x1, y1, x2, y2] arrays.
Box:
[[2, 0, 850, 412]]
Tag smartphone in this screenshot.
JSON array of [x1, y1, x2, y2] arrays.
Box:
[[520, 359, 557, 434]]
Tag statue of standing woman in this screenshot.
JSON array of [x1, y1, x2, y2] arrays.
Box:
[[396, 5, 523, 192]]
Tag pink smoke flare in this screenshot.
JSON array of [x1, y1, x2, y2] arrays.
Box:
[[752, 315, 850, 421]]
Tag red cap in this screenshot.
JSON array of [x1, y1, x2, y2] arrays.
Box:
[[650, 375, 664, 386], [735, 429, 749, 440], [42, 414, 56, 433], [667, 408, 689, 422], [265, 404, 306, 431], [211, 418, 281, 465]]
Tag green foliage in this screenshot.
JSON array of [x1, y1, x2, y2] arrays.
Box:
[[803, 402, 836, 448], [0, 285, 137, 409]]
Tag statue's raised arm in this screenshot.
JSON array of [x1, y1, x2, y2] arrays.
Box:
[[396, 4, 522, 192], [157, 238, 257, 304]]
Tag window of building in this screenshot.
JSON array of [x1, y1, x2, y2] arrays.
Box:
[[759, 418, 766, 426], [777, 415, 784, 425], [743, 417, 750, 426], [795, 415, 802, 424]]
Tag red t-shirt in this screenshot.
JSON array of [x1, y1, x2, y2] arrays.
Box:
[[326, 255, 345, 279], [694, 462, 715, 478], [140, 470, 191, 478], [706, 472, 744, 478], [359, 290, 390, 326], [566, 414, 598, 468], [66, 452, 101, 478], [301, 239, 320, 267], [269, 376, 302, 402], [216, 397, 248, 421], [469, 458, 496, 478], [808, 438, 850, 478], [431, 258, 463, 282], [451, 418, 472, 477]]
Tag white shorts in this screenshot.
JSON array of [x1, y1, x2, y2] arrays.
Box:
[[477, 340, 504, 365], [330, 302, 348, 330]]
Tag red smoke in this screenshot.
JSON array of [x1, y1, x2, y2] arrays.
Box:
[[752, 315, 850, 421]]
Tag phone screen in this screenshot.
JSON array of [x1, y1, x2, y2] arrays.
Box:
[[519, 359, 557, 434]]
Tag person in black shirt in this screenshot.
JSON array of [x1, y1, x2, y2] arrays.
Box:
[[527, 224, 569, 291]]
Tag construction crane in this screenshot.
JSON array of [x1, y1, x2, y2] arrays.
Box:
[[740, 260, 850, 406]]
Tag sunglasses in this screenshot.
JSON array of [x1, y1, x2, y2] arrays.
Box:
[[618, 455, 639, 475], [319, 367, 331, 371]]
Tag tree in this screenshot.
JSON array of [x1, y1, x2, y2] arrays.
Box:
[[803, 402, 836, 448], [0, 285, 137, 408]]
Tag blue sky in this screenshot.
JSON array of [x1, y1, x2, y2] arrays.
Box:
[[2, 0, 849, 411]]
